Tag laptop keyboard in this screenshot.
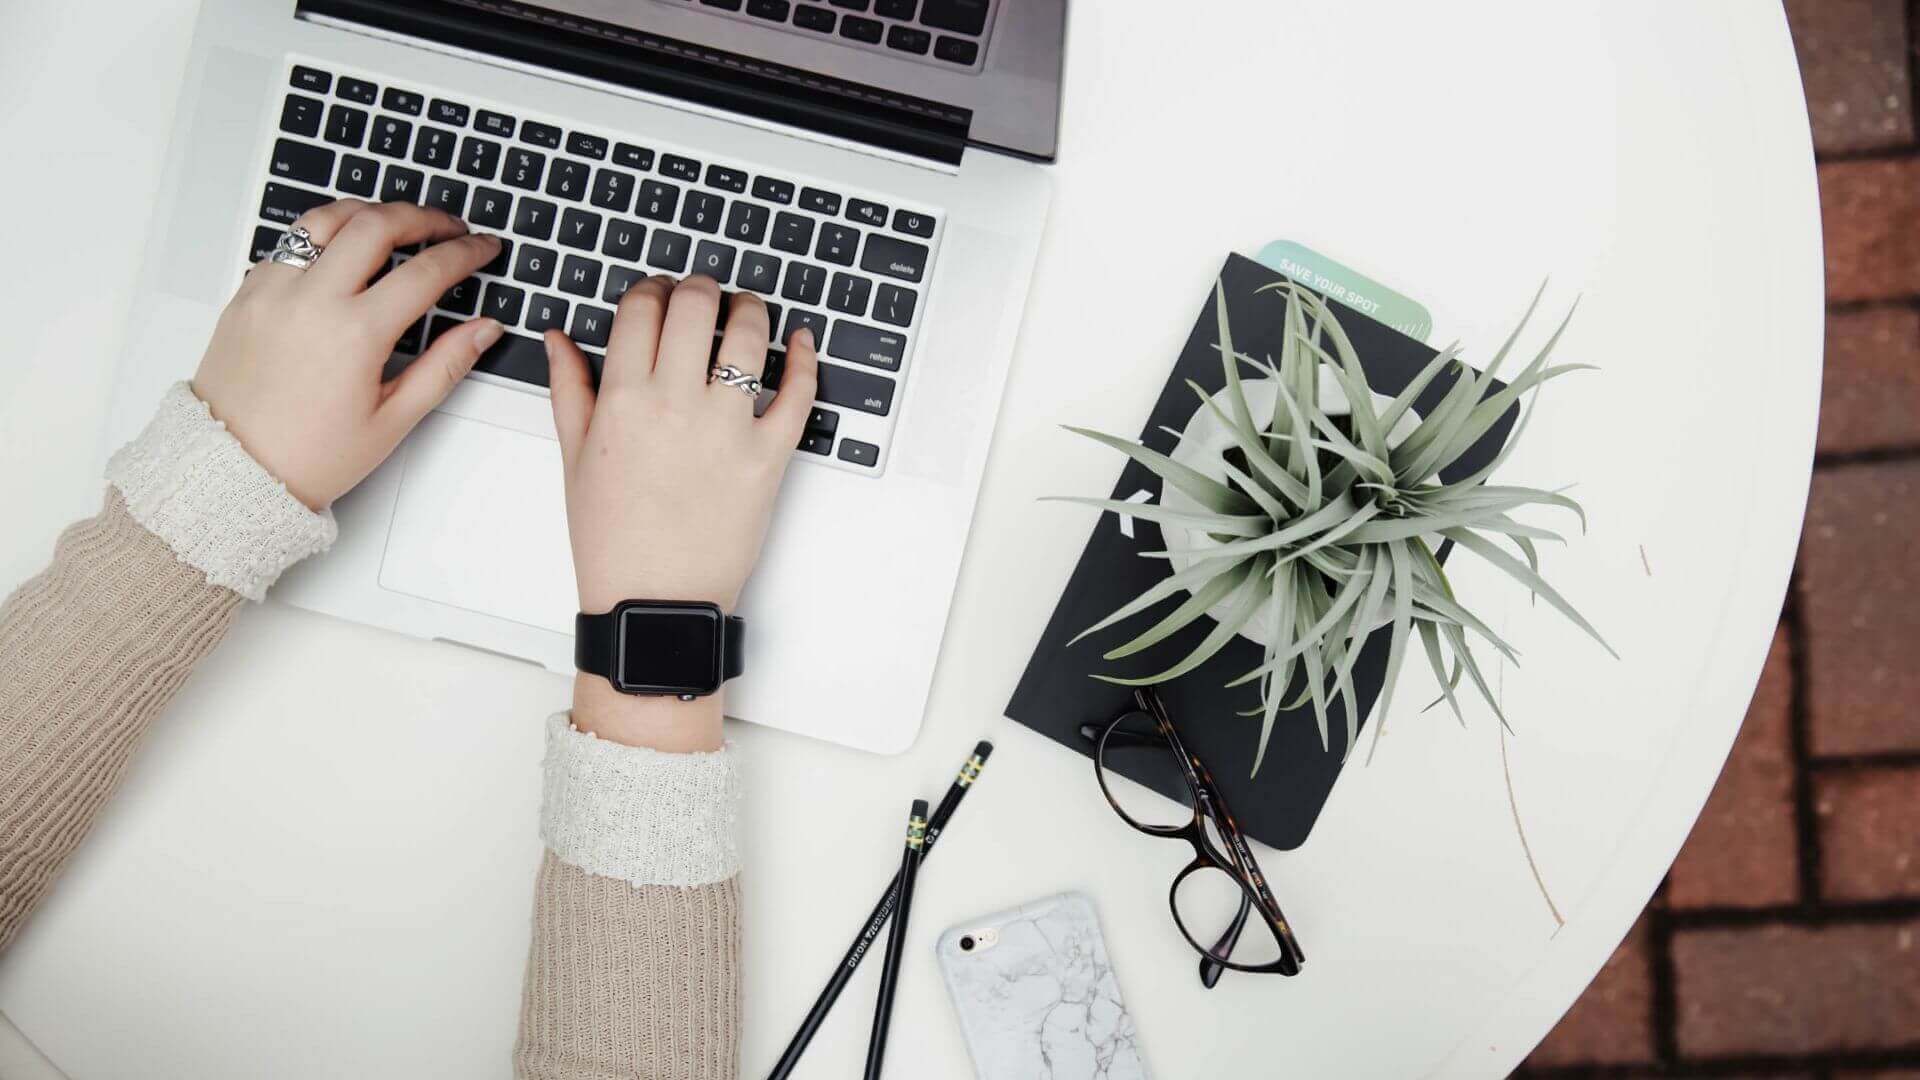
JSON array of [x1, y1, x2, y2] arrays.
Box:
[[664, 0, 997, 72], [252, 59, 944, 476]]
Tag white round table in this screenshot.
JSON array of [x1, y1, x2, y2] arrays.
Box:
[[0, 2, 1821, 1077]]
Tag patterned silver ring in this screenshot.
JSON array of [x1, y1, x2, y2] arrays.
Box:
[[709, 364, 763, 398], [268, 226, 325, 271]]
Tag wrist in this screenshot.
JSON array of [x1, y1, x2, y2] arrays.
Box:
[[571, 672, 725, 753]]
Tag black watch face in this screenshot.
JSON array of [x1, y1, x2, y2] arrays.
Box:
[[615, 603, 725, 696]]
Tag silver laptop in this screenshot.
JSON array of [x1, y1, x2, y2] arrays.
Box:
[[104, 0, 1061, 753]]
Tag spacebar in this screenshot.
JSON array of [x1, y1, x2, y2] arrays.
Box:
[[474, 331, 549, 388]]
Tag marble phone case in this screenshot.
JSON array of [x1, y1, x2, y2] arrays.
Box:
[[936, 891, 1149, 1080]]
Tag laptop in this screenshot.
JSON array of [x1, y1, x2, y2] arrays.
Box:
[[103, 0, 1061, 753]]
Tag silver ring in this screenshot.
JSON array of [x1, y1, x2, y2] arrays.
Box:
[[268, 226, 324, 271], [709, 364, 763, 397]]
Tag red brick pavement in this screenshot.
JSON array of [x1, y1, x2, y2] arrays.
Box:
[[1517, 2, 1920, 1076]]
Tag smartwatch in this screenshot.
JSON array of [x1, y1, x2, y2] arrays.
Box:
[[574, 600, 745, 698]]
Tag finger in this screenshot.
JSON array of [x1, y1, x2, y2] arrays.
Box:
[[544, 329, 596, 469], [713, 291, 772, 385], [602, 275, 672, 395], [760, 325, 819, 448], [378, 317, 505, 429], [311, 202, 469, 295], [655, 275, 725, 397], [249, 198, 371, 287], [363, 232, 503, 336]]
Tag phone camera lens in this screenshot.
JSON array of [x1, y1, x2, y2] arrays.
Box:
[[959, 935, 975, 952]]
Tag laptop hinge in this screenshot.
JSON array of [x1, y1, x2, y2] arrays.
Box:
[[294, 0, 971, 166]]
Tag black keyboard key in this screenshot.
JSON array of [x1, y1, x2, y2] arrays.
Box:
[[765, 303, 785, 338], [838, 439, 879, 467], [752, 175, 795, 204], [861, 233, 929, 282], [613, 142, 654, 170], [476, 109, 516, 137], [604, 265, 646, 304], [412, 126, 458, 169], [526, 293, 570, 333], [602, 219, 647, 261], [933, 35, 978, 65], [504, 148, 545, 191], [397, 316, 426, 353], [828, 320, 905, 370], [514, 243, 558, 287], [469, 187, 513, 230], [324, 104, 369, 148], [660, 154, 702, 183], [440, 276, 482, 315], [591, 170, 636, 213], [847, 198, 888, 227], [814, 223, 859, 265], [827, 272, 872, 315], [886, 25, 931, 54], [783, 308, 830, 351], [703, 0, 744, 8], [558, 256, 601, 297], [738, 251, 782, 294], [259, 182, 330, 226], [425, 175, 469, 216], [337, 76, 378, 105], [546, 159, 591, 201], [337, 154, 379, 197], [250, 225, 283, 263], [429, 99, 470, 127], [794, 5, 836, 31], [513, 198, 558, 240], [474, 328, 549, 386], [522, 121, 563, 149], [873, 282, 917, 326], [558, 207, 602, 250], [291, 66, 332, 94], [636, 180, 680, 222], [692, 240, 737, 282], [746, 0, 791, 19], [830, 0, 869, 8], [724, 202, 769, 245], [840, 13, 883, 42], [705, 165, 748, 193], [565, 132, 609, 160], [771, 211, 814, 254], [799, 186, 842, 215], [875, 0, 914, 15], [481, 283, 527, 325], [482, 237, 514, 277], [892, 208, 934, 237], [806, 405, 839, 434], [780, 261, 827, 305], [920, 0, 987, 34], [281, 93, 324, 137], [571, 305, 615, 348], [380, 165, 425, 204], [368, 116, 412, 158], [816, 361, 895, 415], [459, 136, 502, 180], [680, 190, 724, 233], [800, 431, 833, 455], [270, 139, 334, 186], [648, 230, 692, 272], [383, 88, 425, 116]]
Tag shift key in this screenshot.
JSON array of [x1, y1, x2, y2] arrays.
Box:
[[828, 320, 906, 372], [815, 361, 895, 416]]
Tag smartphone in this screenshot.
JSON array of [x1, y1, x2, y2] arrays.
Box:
[[935, 891, 1150, 1080]]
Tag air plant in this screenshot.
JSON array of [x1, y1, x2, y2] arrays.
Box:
[[1052, 279, 1613, 775]]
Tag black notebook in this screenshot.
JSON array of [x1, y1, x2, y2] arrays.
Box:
[[1006, 253, 1518, 851]]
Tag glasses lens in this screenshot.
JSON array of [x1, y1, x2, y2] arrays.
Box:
[[1171, 864, 1292, 970], [1095, 710, 1195, 831]]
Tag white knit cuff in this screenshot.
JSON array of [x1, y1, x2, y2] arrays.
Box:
[[539, 713, 741, 888], [105, 382, 337, 602]]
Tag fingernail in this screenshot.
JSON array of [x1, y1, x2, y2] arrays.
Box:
[[473, 319, 505, 350], [793, 326, 815, 350]]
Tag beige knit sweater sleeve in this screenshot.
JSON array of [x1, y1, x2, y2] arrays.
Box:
[[0, 384, 742, 1079]]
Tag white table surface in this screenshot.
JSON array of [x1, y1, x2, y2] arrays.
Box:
[[0, 2, 1822, 1077]]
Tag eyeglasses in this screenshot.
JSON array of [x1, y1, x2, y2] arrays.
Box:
[[1079, 687, 1305, 986]]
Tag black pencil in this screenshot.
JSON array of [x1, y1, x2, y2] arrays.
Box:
[[863, 799, 927, 1080], [767, 741, 992, 1080]]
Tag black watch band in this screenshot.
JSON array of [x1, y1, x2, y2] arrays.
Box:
[[574, 601, 744, 697]]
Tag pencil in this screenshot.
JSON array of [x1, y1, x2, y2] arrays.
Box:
[[863, 799, 927, 1080], [766, 741, 992, 1080]]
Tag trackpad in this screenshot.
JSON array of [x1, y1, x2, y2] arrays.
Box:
[[379, 412, 576, 634]]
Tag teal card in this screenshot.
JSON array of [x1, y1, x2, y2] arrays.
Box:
[[1255, 240, 1433, 341]]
